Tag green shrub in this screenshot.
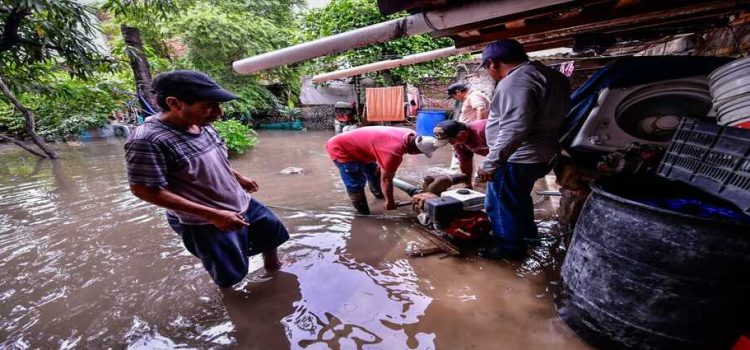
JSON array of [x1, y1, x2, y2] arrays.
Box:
[[0, 68, 129, 140], [213, 119, 258, 155]]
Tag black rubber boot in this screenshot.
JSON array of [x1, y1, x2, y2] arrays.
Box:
[[368, 172, 384, 199], [347, 190, 370, 215]]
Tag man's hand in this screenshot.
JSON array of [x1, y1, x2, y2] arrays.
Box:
[[209, 209, 250, 231], [411, 192, 438, 212], [477, 168, 494, 182], [384, 200, 398, 211], [236, 175, 259, 193]]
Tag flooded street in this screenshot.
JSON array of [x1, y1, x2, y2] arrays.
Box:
[[0, 130, 590, 349]]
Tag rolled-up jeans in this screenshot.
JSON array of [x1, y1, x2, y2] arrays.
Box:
[[484, 162, 551, 252], [333, 160, 380, 193]]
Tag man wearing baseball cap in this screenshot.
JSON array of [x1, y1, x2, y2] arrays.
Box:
[[124, 70, 289, 288], [433, 119, 488, 189], [476, 39, 571, 260], [326, 126, 440, 214]]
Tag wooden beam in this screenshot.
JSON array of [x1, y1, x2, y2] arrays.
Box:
[[454, 0, 747, 47], [520, 17, 726, 55], [430, 0, 601, 38], [377, 0, 446, 16]]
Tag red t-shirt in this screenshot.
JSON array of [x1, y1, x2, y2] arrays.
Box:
[[326, 126, 414, 173], [454, 119, 489, 162]]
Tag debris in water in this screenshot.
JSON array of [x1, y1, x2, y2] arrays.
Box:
[[280, 167, 304, 175]]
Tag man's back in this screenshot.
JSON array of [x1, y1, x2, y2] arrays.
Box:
[[325, 126, 413, 172], [487, 61, 570, 163]]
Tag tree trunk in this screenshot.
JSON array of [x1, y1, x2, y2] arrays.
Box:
[[0, 73, 57, 159], [121, 24, 158, 113]]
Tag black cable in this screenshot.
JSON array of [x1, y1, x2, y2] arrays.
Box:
[[422, 12, 439, 32], [727, 25, 745, 57]]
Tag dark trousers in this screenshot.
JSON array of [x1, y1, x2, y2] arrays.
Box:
[[485, 162, 551, 252], [167, 197, 289, 287]]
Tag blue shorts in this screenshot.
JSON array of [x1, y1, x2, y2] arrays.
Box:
[[167, 197, 289, 287]]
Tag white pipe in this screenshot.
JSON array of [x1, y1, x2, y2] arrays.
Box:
[[232, 0, 574, 75], [312, 46, 478, 83]]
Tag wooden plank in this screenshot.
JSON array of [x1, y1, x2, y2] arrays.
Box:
[[429, 0, 591, 38], [454, 0, 746, 47], [416, 225, 461, 256]]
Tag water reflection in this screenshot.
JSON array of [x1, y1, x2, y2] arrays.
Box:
[[0, 132, 589, 349], [279, 212, 434, 350]]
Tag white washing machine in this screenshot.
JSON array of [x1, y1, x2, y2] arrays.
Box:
[[571, 76, 715, 153]]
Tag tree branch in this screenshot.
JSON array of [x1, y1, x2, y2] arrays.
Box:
[[0, 133, 47, 158], [0, 72, 57, 158]]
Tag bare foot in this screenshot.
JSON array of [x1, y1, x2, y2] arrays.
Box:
[[262, 249, 282, 272]]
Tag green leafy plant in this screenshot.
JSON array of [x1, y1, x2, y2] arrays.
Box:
[[213, 119, 258, 155], [165, 1, 303, 117], [0, 66, 129, 140]]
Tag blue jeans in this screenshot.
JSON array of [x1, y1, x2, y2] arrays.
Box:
[[333, 160, 380, 193], [167, 197, 289, 287], [485, 162, 551, 252]]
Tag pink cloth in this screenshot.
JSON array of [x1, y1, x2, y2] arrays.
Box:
[[365, 86, 405, 122], [326, 127, 414, 173]]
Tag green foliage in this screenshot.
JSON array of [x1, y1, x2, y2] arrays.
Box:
[[300, 0, 466, 85], [100, 0, 180, 69], [101, 0, 179, 22], [213, 119, 258, 155], [0, 1, 122, 143], [0, 0, 306, 144], [165, 1, 303, 116], [0, 0, 109, 78], [0, 67, 128, 140]]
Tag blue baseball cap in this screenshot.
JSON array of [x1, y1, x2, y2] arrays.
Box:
[[152, 70, 238, 102], [479, 39, 528, 69]]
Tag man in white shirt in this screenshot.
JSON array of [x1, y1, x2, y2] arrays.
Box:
[[447, 83, 490, 123]]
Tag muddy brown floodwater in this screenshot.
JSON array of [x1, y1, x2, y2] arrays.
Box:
[[0, 130, 591, 349]]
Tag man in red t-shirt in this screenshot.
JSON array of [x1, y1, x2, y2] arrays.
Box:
[[326, 126, 440, 214], [433, 119, 488, 189]]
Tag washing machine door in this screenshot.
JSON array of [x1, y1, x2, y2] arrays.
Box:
[[571, 77, 714, 153]]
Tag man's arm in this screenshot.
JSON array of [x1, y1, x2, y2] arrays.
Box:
[[459, 158, 475, 189], [231, 169, 258, 193], [130, 184, 248, 231], [455, 145, 475, 188], [476, 106, 488, 120], [381, 169, 397, 210]]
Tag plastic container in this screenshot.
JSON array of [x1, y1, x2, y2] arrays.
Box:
[[415, 109, 447, 136], [441, 188, 485, 211], [558, 175, 750, 350], [657, 118, 750, 214], [731, 119, 750, 129], [709, 57, 750, 126]]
